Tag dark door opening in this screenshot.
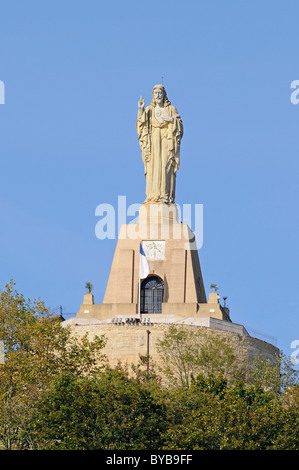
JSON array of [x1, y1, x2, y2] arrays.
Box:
[[140, 276, 164, 314]]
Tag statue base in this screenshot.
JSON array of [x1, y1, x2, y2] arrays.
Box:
[[138, 202, 179, 224], [75, 202, 231, 322]]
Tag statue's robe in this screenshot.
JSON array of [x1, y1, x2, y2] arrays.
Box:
[[137, 103, 183, 204]]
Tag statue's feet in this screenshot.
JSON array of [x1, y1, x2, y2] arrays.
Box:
[[144, 197, 153, 204]]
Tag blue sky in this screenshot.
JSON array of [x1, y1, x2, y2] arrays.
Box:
[[0, 1, 298, 363]]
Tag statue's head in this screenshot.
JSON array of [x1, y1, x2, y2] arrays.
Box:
[[151, 84, 171, 107]]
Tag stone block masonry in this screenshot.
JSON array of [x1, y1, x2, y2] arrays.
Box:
[[62, 318, 280, 374]]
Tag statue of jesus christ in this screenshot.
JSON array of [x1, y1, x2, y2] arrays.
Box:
[[136, 84, 183, 204]]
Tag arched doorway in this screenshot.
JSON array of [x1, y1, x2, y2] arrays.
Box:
[[140, 276, 164, 314]]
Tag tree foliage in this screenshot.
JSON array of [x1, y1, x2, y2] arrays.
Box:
[[161, 377, 299, 450], [29, 369, 167, 450], [0, 281, 107, 449], [0, 282, 298, 450], [156, 325, 247, 388]]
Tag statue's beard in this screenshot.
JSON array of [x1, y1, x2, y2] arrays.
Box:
[[155, 98, 164, 106]]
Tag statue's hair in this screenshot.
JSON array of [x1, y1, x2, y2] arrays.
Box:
[[151, 84, 171, 107]]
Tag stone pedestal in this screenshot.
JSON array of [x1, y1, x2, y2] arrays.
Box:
[[76, 203, 230, 322], [83, 293, 94, 305]]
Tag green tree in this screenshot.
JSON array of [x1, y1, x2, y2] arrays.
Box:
[[0, 281, 107, 450], [210, 283, 218, 292], [156, 325, 247, 388], [162, 376, 299, 450], [85, 282, 93, 294], [248, 353, 299, 394], [30, 368, 167, 450]]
